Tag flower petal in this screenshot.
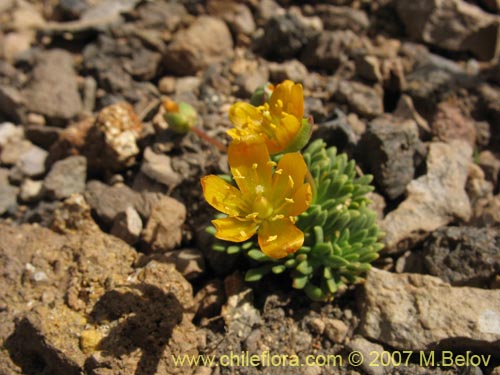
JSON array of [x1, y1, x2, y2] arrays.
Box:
[[281, 183, 312, 216], [201, 175, 244, 216], [265, 113, 301, 154], [228, 140, 272, 196], [272, 152, 308, 202], [269, 80, 304, 120], [229, 102, 263, 130], [258, 219, 304, 259], [213, 217, 258, 242]]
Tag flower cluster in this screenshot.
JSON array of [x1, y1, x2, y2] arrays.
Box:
[[200, 80, 383, 300], [201, 80, 312, 259]]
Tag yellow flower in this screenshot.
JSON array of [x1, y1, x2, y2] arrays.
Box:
[[227, 80, 308, 154], [201, 141, 312, 259]]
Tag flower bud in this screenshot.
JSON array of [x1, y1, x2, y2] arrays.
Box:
[[163, 99, 198, 134]]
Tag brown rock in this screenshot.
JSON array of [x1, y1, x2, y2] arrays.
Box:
[[110, 206, 143, 245], [396, 0, 500, 60], [381, 141, 472, 252], [165, 16, 233, 75], [359, 268, 500, 354], [432, 100, 476, 147], [48, 103, 142, 172], [142, 196, 186, 252]]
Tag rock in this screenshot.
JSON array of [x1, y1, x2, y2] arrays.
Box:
[[268, 59, 308, 83], [84, 180, 147, 224], [221, 273, 261, 339], [24, 49, 82, 124], [0, 122, 23, 147], [2, 31, 33, 63], [324, 318, 349, 343], [207, 0, 256, 35], [359, 268, 500, 354], [80, 0, 140, 22], [194, 279, 224, 320], [346, 337, 391, 375], [140, 147, 182, 191], [136, 1, 186, 32], [142, 196, 186, 252], [93, 102, 142, 171], [0, 85, 26, 123], [14, 143, 48, 177], [0, 219, 199, 375], [305, 317, 325, 335], [396, 0, 500, 60], [257, 10, 322, 60], [478, 151, 500, 186], [422, 226, 500, 286], [367, 192, 386, 221], [393, 94, 431, 138], [336, 80, 384, 118], [301, 30, 361, 70], [356, 55, 383, 82], [19, 178, 43, 203], [0, 169, 17, 215], [5, 304, 87, 374], [160, 248, 206, 280], [311, 109, 361, 152], [49, 103, 143, 172], [313, 4, 370, 33], [110, 206, 142, 245], [381, 141, 472, 252], [357, 116, 420, 199], [432, 100, 476, 147], [404, 52, 475, 110], [24, 125, 62, 149], [164, 16, 233, 75], [0, 139, 32, 165], [43, 155, 87, 200]]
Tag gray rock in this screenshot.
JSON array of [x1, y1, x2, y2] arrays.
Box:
[[164, 16, 233, 75], [311, 109, 360, 152], [268, 59, 308, 83], [207, 0, 256, 35], [346, 337, 391, 375], [44, 156, 87, 200], [404, 52, 475, 109], [396, 0, 500, 60], [80, 0, 140, 22], [141, 196, 186, 252], [359, 268, 500, 354], [15, 144, 48, 177], [358, 116, 420, 199], [84, 180, 144, 224], [258, 10, 322, 60], [301, 30, 360, 70], [423, 226, 500, 286], [110, 206, 142, 245], [0, 169, 17, 215], [381, 141, 472, 252], [336, 80, 384, 118], [140, 147, 181, 191], [24, 49, 82, 124]]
